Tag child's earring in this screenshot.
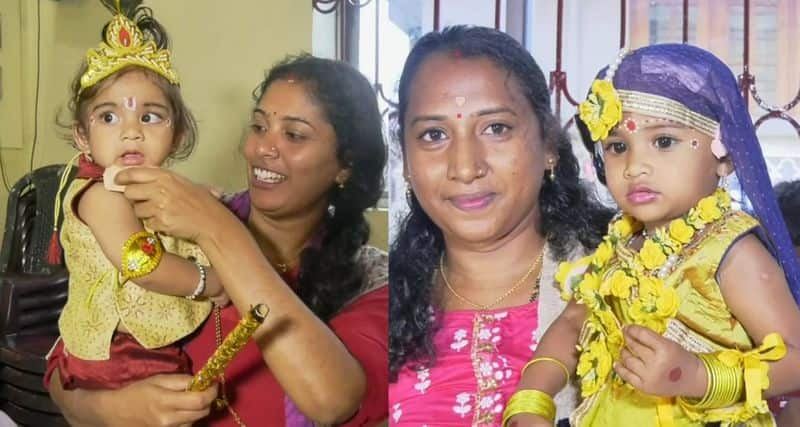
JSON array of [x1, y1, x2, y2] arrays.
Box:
[[710, 131, 727, 159], [718, 173, 728, 189]]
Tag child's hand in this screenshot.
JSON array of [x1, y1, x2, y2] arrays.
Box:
[[614, 325, 705, 398]]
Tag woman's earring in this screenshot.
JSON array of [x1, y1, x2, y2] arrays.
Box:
[[547, 158, 556, 182], [405, 176, 414, 204], [719, 173, 728, 189]]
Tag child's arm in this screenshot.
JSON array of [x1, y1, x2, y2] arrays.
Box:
[[507, 300, 586, 425], [613, 233, 800, 402], [79, 182, 224, 300], [717, 233, 800, 396]]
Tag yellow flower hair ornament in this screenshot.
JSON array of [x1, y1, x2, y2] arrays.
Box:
[[579, 80, 623, 141], [578, 47, 630, 141]]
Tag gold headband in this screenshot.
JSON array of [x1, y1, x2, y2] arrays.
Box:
[[79, 11, 179, 95], [617, 90, 719, 137]]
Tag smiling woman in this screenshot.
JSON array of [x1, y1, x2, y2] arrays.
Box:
[[48, 53, 390, 427], [243, 80, 352, 223], [388, 26, 613, 426]]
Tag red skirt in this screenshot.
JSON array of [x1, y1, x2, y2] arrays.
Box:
[[44, 332, 190, 390]]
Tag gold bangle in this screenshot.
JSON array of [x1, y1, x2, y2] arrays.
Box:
[[502, 389, 556, 426], [522, 357, 571, 387], [678, 352, 742, 410]]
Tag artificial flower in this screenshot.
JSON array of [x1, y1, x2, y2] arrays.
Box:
[[612, 215, 638, 238], [639, 239, 667, 270], [697, 194, 723, 222], [655, 286, 680, 318], [593, 241, 614, 268], [609, 269, 635, 299], [555, 261, 573, 286], [579, 80, 622, 141], [669, 218, 695, 244]]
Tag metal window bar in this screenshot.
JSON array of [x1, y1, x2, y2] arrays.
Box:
[[312, 0, 799, 140]]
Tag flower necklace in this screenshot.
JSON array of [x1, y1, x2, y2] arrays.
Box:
[[555, 187, 732, 397]]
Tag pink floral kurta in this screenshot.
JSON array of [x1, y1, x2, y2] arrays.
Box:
[[390, 303, 540, 426]]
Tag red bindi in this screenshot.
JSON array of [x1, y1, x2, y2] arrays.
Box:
[[624, 118, 637, 133], [456, 113, 462, 119], [668, 367, 682, 382]]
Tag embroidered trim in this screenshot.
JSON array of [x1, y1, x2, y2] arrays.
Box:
[[617, 90, 719, 136]]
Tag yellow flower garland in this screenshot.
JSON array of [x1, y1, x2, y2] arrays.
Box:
[[557, 188, 733, 398]]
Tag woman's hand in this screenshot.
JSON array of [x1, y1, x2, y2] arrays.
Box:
[[614, 325, 705, 398], [116, 167, 231, 243], [50, 369, 217, 427]]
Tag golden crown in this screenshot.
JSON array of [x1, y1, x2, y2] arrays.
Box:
[[79, 11, 179, 94]]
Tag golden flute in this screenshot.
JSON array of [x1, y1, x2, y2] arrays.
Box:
[[186, 304, 269, 392]]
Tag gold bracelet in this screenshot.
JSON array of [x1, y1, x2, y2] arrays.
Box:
[[522, 357, 571, 388], [120, 231, 164, 279], [502, 389, 556, 426]]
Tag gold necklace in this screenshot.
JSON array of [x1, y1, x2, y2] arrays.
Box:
[[274, 261, 294, 274], [529, 270, 543, 303], [271, 249, 304, 274], [213, 306, 247, 426], [440, 249, 544, 310]]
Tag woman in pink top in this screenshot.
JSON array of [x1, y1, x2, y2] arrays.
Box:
[[388, 26, 613, 426]]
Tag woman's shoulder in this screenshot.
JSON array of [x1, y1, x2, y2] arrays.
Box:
[[222, 190, 251, 220]]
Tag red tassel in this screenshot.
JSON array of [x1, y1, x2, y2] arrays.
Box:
[[47, 230, 62, 265]]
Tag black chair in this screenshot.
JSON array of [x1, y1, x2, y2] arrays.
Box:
[[0, 164, 71, 426]]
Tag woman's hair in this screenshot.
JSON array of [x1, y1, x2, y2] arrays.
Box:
[[775, 180, 800, 246], [253, 54, 387, 321], [389, 26, 614, 380], [60, 6, 197, 161]]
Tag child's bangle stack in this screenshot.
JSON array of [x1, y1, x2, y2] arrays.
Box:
[[678, 333, 787, 424], [678, 352, 743, 410]]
